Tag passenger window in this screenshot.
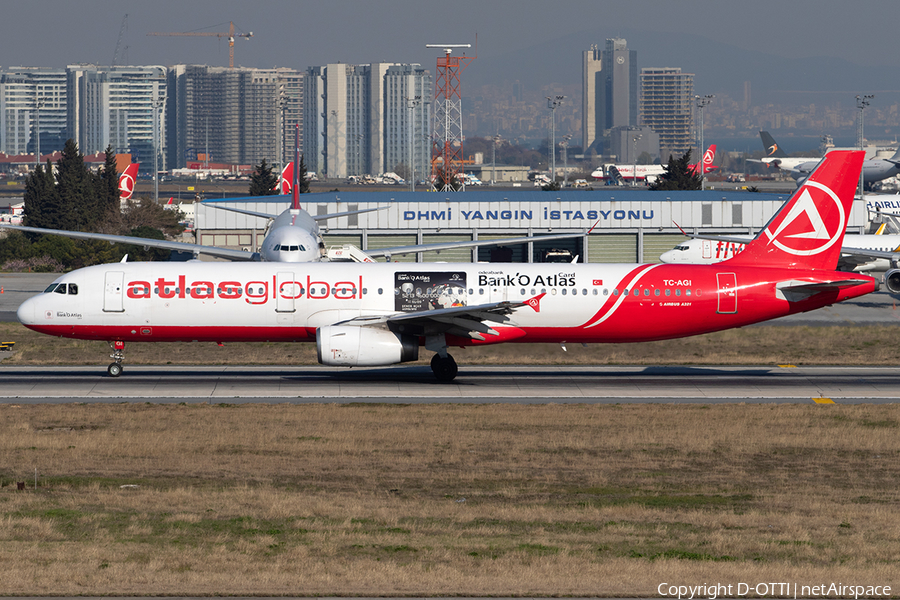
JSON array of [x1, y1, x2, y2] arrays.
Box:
[[613, 289, 619, 296], [633, 289, 640, 296], [378, 288, 383, 295], [654, 289, 660, 296], [686, 289, 692, 296], [561, 289, 567, 295], [675, 289, 681, 297], [643, 289, 649, 296]]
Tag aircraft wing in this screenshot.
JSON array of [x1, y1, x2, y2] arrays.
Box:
[[673, 227, 754, 245], [0, 223, 261, 261], [840, 246, 900, 264], [338, 295, 543, 342], [205, 202, 387, 222], [365, 233, 588, 259]]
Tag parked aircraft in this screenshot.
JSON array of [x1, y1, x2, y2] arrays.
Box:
[[748, 131, 814, 171], [590, 145, 717, 184], [16, 151, 875, 381], [753, 131, 900, 188]]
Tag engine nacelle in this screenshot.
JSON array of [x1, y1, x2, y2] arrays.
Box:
[[316, 325, 419, 367], [883, 269, 900, 294]]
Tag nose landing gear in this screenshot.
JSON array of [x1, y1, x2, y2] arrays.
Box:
[[107, 340, 125, 377]]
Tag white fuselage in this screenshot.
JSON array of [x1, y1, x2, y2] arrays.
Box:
[[660, 234, 900, 272]]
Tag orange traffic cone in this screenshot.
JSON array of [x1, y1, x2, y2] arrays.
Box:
[[0, 286, 4, 294]]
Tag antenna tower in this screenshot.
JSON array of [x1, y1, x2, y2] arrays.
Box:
[[426, 43, 474, 191]]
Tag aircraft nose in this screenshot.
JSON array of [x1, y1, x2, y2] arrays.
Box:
[[659, 250, 676, 264], [16, 296, 35, 325]]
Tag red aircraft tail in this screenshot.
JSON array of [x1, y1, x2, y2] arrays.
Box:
[[118, 163, 139, 200], [278, 162, 293, 195], [726, 150, 864, 270], [688, 145, 717, 175]]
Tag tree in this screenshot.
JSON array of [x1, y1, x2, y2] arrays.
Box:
[[23, 162, 58, 229], [249, 159, 278, 196], [296, 154, 310, 194], [649, 150, 702, 191], [54, 138, 98, 230], [95, 145, 120, 217]]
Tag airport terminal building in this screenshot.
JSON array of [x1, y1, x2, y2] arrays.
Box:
[[194, 190, 869, 263]]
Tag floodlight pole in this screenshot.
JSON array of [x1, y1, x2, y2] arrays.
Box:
[[856, 94, 874, 199], [547, 95, 564, 184], [695, 94, 714, 189]]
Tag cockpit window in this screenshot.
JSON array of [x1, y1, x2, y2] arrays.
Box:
[[299, 245, 306, 252], [44, 283, 60, 293], [68, 283, 78, 295], [273, 244, 281, 251], [54, 284, 67, 295]]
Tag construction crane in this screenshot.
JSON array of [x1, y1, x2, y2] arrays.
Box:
[[111, 14, 128, 66], [147, 21, 252, 69]]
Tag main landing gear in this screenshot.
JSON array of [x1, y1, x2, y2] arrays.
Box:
[[107, 340, 125, 377], [430, 353, 458, 382]]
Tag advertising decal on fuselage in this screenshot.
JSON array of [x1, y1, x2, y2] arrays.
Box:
[[395, 272, 467, 312]]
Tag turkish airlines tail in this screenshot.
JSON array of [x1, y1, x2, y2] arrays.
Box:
[[118, 163, 139, 200], [726, 150, 865, 270], [278, 162, 293, 195]]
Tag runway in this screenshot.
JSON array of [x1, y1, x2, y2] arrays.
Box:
[[2, 364, 899, 403]]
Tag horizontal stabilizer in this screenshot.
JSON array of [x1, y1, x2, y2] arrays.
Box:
[[776, 278, 871, 302]]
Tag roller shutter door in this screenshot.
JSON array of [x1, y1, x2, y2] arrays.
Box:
[[365, 234, 418, 263], [421, 234, 473, 262], [588, 234, 637, 263]]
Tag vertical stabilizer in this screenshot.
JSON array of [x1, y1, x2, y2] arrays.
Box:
[[760, 131, 788, 158], [292, 124, 300, 210], [278, 162, 293, 195], [726, 150, 864, 270], [118, 163, 139, 201]]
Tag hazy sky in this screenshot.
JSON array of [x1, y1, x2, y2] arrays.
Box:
[[5, 0, 896, 76]]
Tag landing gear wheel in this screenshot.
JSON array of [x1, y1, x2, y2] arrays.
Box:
[[431, 353, 458, 382], [107, 362, 123, 377]]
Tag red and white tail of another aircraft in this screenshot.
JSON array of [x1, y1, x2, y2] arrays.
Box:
[[17, 151, 876, 381], [591, 145, 717, 182], [118, 163, 139, 201]]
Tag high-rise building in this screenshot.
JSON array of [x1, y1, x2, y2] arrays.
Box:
[[582, 38, 637, 154], [0, 67, 68, 156], [639, 67, 694, 157], [167, 65, 288, 170], [304, 62, 430, 180], [276, 69, 304, 168], [67, 65, 167, 168]]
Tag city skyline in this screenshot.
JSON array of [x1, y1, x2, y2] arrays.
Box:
[[4, 1, 897, 100]]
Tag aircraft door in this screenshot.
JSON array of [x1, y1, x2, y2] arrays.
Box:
[[103, 271, 125, 313], [716, 272, 737, 314], [276, 271, 299, 311], [702, 240, 713, 260]]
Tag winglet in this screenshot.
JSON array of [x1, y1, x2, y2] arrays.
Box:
[[525, 292, 546, 312]]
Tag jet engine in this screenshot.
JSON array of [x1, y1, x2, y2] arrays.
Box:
[[316, 325, 419, 367], [883, 269, 900, 294]]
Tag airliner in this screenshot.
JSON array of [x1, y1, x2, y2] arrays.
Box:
[[660, 230, 900, 273], [590, 145, 717, 183], [16, 151, 876, 381], [0, 133, 580, 263], [753, 131, 900, 188]]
